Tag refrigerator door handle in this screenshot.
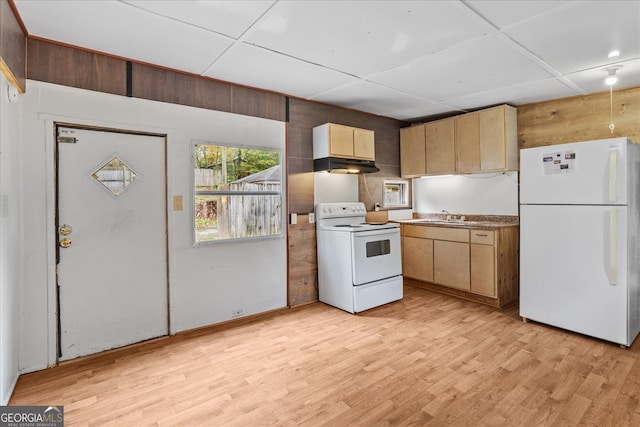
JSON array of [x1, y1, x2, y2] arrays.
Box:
[[609, 148, 617, 203], [609, 208, 617, 285]]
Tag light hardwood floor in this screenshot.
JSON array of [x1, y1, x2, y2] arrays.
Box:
[[10, 285, 640, 426]]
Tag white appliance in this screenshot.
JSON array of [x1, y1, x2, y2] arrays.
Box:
[[520, 137, 640, 346], [315, 202, 403, 313]]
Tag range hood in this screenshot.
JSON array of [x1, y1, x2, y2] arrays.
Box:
[[314, 157, 380, 174]]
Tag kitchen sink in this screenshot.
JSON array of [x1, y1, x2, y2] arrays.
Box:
[[402, 219, 489, 226]]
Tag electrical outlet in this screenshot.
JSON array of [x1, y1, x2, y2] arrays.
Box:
[[308, 212, 315, 224], [231, 308, 244, 318]]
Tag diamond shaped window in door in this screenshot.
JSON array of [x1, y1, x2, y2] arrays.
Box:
[[91, 156, 139, 196]]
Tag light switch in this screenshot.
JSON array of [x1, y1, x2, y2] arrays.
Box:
[[173, 195, 183, 211]]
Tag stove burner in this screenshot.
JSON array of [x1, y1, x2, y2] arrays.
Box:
[[335, 224, 361, 227]]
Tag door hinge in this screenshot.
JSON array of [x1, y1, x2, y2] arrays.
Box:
[[57, 128, 77, 144]]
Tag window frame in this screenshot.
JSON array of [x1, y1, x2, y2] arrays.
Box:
[[382, 179, 411, 209], [192, 141, 284, 245]]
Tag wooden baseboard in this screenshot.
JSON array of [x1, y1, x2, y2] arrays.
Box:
[[175, 306, 291, 339], [404, 277, 508, 308]]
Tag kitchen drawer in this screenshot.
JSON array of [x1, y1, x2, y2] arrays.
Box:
[[425, 227, 469, 243], [403, 225, 430, 239], [404, 225, 470, 242], [470, 230, 495, 245]]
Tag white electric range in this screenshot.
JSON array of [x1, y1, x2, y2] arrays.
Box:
[[315, 202, 403, 313]]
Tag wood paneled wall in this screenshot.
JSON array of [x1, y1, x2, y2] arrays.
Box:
[[288, 97, 405, 214], [287, 220, 317, 307], [286, 98, 406, 305], [27, 39, 127, 96], [517, 86, 640, 148], [0, 0, 26, 91], [26, 39, 286, 122]]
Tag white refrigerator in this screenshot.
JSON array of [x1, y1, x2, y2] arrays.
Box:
[[520, 137, 640, 346]]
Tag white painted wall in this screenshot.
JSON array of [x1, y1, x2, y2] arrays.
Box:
[[0, 73, 21, 405], [20, 81, 287, 372], [387, 209, 413, 220], [413, 172, 519, 216]]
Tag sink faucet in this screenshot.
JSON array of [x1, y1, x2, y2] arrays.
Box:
[[442, 209, 452, 221]]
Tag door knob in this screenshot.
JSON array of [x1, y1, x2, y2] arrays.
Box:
[[59, 224, 72, 236], [59, 238, 72, 248]]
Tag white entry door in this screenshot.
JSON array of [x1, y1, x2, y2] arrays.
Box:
[[57, 125, 168, 361]]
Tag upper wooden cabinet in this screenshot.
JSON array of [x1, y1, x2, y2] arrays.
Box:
[[313, 123, 375, 161], [425, 117, 456, 175], [401, 104, 518, 177], [400, 124, 426, 177], [353, 128, 375, 160], [456, 105, 518, 173], [400, 118, 456, 177], [454, 112, 480, 173]]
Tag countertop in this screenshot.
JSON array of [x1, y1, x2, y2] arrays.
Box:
[[392, 214, 518, 230]]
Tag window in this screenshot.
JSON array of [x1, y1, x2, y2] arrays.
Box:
[[91, 155, 139, 196], [383, 179, 410, 209], [194, 143, 282, 243]]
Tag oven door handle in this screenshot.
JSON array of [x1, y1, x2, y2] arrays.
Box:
[[351, 228, 399, 238]]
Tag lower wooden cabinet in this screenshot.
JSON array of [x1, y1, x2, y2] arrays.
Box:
[[434, 240, 470, 290], [471, 243, 495, 296], [403, 236, 434, 282], [470, 229, 496, 296], [401, 224, 519, 307]]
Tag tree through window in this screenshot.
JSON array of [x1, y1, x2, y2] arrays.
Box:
[[194, 143, 282, 243]]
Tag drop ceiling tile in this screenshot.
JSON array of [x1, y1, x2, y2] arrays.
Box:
[[122, 0, 276, 38], [447, 78, 580, 110], [244, 0, 491, 77], [15, 0, 232, 74], [310, 80, 442, 118], [504, 1, 640, 74], [205, 43, 357, 98], [465, 0, 572, 29], [370, 35, 552, 101]]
